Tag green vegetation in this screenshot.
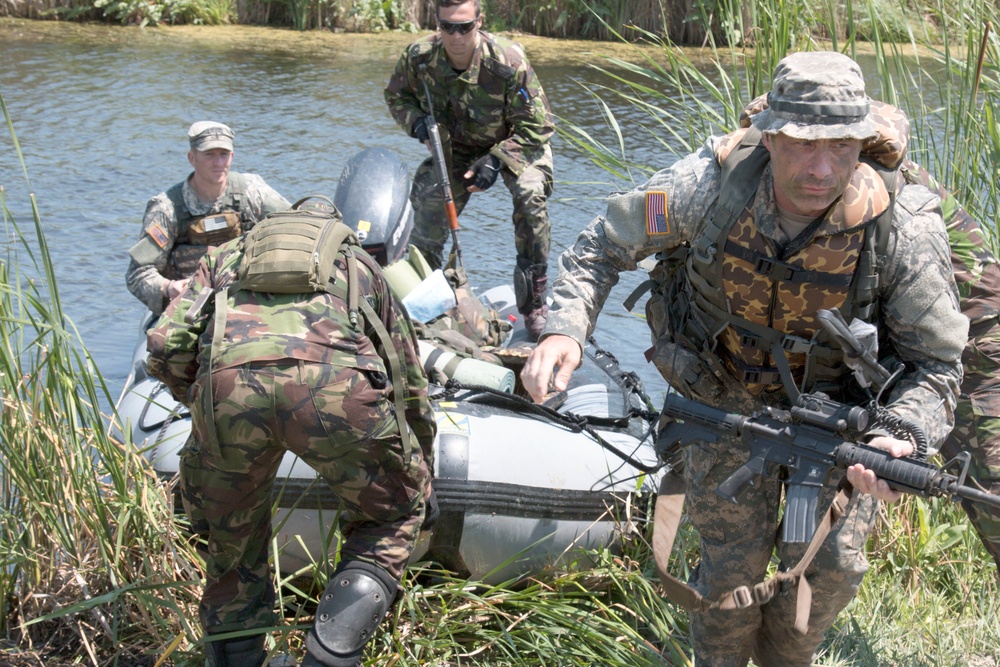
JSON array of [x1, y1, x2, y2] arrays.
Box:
[[559, 0, 1000, 251], [2, 0, 1000, 664], [0, 0, 942, 42]]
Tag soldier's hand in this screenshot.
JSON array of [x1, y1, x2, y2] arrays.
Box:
[[521, 334, 582, 403], [463, 154, 501, 192], [165, 277, 191, 301], [412, 116, 430, 146], [846, 435, 914, 503]]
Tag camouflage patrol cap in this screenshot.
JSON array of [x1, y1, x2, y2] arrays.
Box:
[[751, 51, 878, 141], [187, 121, 234, 152]]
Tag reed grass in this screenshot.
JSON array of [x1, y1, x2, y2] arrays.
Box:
[[1, 93, 204, 664]]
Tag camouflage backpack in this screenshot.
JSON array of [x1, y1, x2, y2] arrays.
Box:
[[200, 196, 412, 455]]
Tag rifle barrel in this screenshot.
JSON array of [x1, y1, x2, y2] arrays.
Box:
[[418, 67, 464, 265], [954, 485, 1000, 509]]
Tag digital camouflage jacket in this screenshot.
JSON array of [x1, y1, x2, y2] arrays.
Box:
[[544, 135, 967, 450]]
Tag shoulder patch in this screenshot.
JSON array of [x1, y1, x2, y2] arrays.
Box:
[[146, 223, 170, 248], [646, 191, 669, 235]]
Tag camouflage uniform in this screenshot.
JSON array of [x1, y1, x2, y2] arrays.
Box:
[[542, 53, 967, 666], [126, 172, 290, 314], [146, 235, 434, 637], [384, 30, 554, 279], [904, 162, 1000, 572]]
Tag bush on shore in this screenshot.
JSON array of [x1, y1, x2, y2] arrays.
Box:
[[0, 0, 941, 45]]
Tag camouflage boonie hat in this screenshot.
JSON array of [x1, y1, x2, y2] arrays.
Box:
[[751, 51, 878, 141], [188, 121, 234, 152]]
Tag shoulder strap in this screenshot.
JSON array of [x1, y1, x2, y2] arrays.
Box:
[[690, 126, 768, 266], [228, 172, 246, 216], [353, 253, 414, 463], [165, 181, 194, 226], [652, 473, 855, 635]]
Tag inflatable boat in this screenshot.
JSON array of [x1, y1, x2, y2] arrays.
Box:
[[114, 148, 663, 584]]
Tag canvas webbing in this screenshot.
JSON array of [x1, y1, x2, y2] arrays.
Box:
[[651, 473, 854, 635]]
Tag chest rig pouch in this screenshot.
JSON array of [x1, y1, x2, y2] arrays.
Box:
[[630, 120, 902, 403], [188, 211, 242, 246], [164, 173, 248, 279]]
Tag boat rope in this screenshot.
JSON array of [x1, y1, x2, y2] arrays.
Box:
[[429, 379, 664, 474]]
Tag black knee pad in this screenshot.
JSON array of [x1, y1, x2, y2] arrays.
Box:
[[303, 560, 399, 667], [205, 635, 265, 667]]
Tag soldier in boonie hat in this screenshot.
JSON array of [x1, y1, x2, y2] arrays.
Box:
[[751, 51, 878, 141], [188, 120, 235, 152]]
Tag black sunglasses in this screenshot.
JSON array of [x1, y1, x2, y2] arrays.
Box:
[[439, 19, 478, 35]]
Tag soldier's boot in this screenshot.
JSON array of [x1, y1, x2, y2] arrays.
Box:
[[514, 260, 549, 342], [205, 635, 266, 667], [302, 560, 399, 667]]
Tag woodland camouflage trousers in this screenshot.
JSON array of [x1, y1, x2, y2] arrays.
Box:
[[408, 142, 553, 271], [181, 361, 430, 634]]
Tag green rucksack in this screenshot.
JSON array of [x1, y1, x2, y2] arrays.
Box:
[[201, 195, 414, 461], [239, 195, 360, 295]]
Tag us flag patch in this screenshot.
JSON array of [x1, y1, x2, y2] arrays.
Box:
[[146, 223, 169, 248], [646, 191, 669, 235]]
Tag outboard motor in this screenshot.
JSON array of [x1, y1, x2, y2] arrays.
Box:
[[334, 147, 414, 267]]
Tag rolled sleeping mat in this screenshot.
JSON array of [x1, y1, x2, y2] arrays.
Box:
[[407, 244, 433, 280], [382, 258, 423, 301], [418, 341, 515, 393]]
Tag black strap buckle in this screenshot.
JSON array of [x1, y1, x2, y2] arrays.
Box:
[[754, 256, 795, 281]]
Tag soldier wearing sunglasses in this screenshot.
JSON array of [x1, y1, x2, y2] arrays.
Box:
[[385, 0, 556, 340]]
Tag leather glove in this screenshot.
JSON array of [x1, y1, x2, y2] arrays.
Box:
[[412, 116, 430, 144], [463, 154, 501, 191]]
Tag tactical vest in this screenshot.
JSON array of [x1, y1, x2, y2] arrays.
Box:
[[195, 196, 414, 462], [636, 119, 910, 402], [163, 172, 248, 279]]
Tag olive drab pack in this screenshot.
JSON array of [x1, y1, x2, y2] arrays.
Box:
[[239, 196, 360, 296], [199, 195, 414, 460]]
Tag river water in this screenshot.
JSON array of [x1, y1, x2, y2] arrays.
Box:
[[0, 19, 680, 407]]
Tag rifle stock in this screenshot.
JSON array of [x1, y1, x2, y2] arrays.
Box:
[[657, 392, 1000, 543]]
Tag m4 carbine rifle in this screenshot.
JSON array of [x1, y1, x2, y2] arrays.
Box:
[[657, 308, 1000, 544]]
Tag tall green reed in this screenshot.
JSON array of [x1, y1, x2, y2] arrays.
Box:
[[0, 91, 204, 663]]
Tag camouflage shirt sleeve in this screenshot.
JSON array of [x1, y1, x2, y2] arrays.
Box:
[[486, 41, 554, 175], [545, 140, 723, 346], [126, 190, 181, 313], [146, 250, 222, 403], [240, 173, 292, 227], [878, 183, 969, 451], [384, 39, 427, 139]]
